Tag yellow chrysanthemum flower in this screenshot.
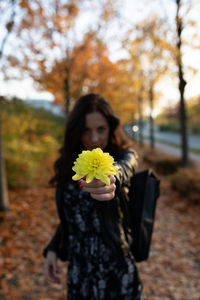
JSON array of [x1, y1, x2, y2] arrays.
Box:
[[72, 148, 118, 185]]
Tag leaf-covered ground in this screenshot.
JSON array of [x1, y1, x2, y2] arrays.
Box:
[[0, 173, 200, 299]]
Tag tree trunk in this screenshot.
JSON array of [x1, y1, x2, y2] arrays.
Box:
[[0, 0, 16, 59], [65, 73, 70, 118], [65, 48, 71, 119], [0, 106, 10, 211], [138, 96, 144, 148], [176, 0, 189, 167], [0, 1, 16, 211], [149, 86, 155, 149]]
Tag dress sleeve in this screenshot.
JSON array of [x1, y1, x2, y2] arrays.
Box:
[[43, 223, 62, 258], [43, 182, 69, 262], [114, 149, 138, 190]]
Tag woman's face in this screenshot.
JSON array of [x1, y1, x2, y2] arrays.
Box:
[[81, 111, 110, 151]]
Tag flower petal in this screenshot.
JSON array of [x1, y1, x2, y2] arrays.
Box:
[[72, 147, 118, 184], [86, 173, 94, 183], [72, 174, 83, 181]]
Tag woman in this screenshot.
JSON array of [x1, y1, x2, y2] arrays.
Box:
[[43, 93, 145, 299]]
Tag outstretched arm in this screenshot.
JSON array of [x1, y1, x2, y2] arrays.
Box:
[[114, 149, 138, 188], [80, 149, 138, 201]]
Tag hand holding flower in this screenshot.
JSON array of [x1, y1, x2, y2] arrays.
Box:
[[72, 148, 118, 201], [80, 176, 116, 201], [72, 148, 118, 185]]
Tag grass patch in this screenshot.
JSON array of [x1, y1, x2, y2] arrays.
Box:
[[142, 148, 182, 175], [170, 168, 200, 205], [2, 97, 64, 188]]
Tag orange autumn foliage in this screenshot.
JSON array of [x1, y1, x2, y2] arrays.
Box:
[[38, 32, 137, 124]]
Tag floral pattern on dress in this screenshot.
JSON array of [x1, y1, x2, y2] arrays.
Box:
[[63, 182, 144, 300]]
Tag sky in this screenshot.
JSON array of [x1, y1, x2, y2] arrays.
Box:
[[0, 0, 200, 113]]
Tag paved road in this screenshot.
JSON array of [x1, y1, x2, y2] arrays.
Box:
[[144, 138, 200, 167], [124, 125, 200, 166], [143, 127, 200, 150]]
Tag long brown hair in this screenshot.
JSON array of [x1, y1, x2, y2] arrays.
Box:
[[49, 93, 134, 186]]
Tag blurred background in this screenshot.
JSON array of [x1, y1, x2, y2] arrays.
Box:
[[0, 0, 200, 299]]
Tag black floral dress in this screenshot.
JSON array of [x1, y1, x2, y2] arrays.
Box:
[[63, 182, 144, 300]]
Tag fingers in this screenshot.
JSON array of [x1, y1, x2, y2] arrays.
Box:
[[109, 176, 116, 184], [82, 183, 115, 195], [80, 178, 105, 188], [79, 176, 116, 201], [91, 190, 116, 201], [80, 176, 116, 188], [44, 253, 60, 284], [46, 266, 60, 284]]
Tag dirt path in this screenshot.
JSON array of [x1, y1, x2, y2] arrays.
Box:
[[0, 180, 200, 299], [138, 181, 200, 299]]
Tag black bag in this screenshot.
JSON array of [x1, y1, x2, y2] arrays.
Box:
[[128, 169, 160, 262]]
